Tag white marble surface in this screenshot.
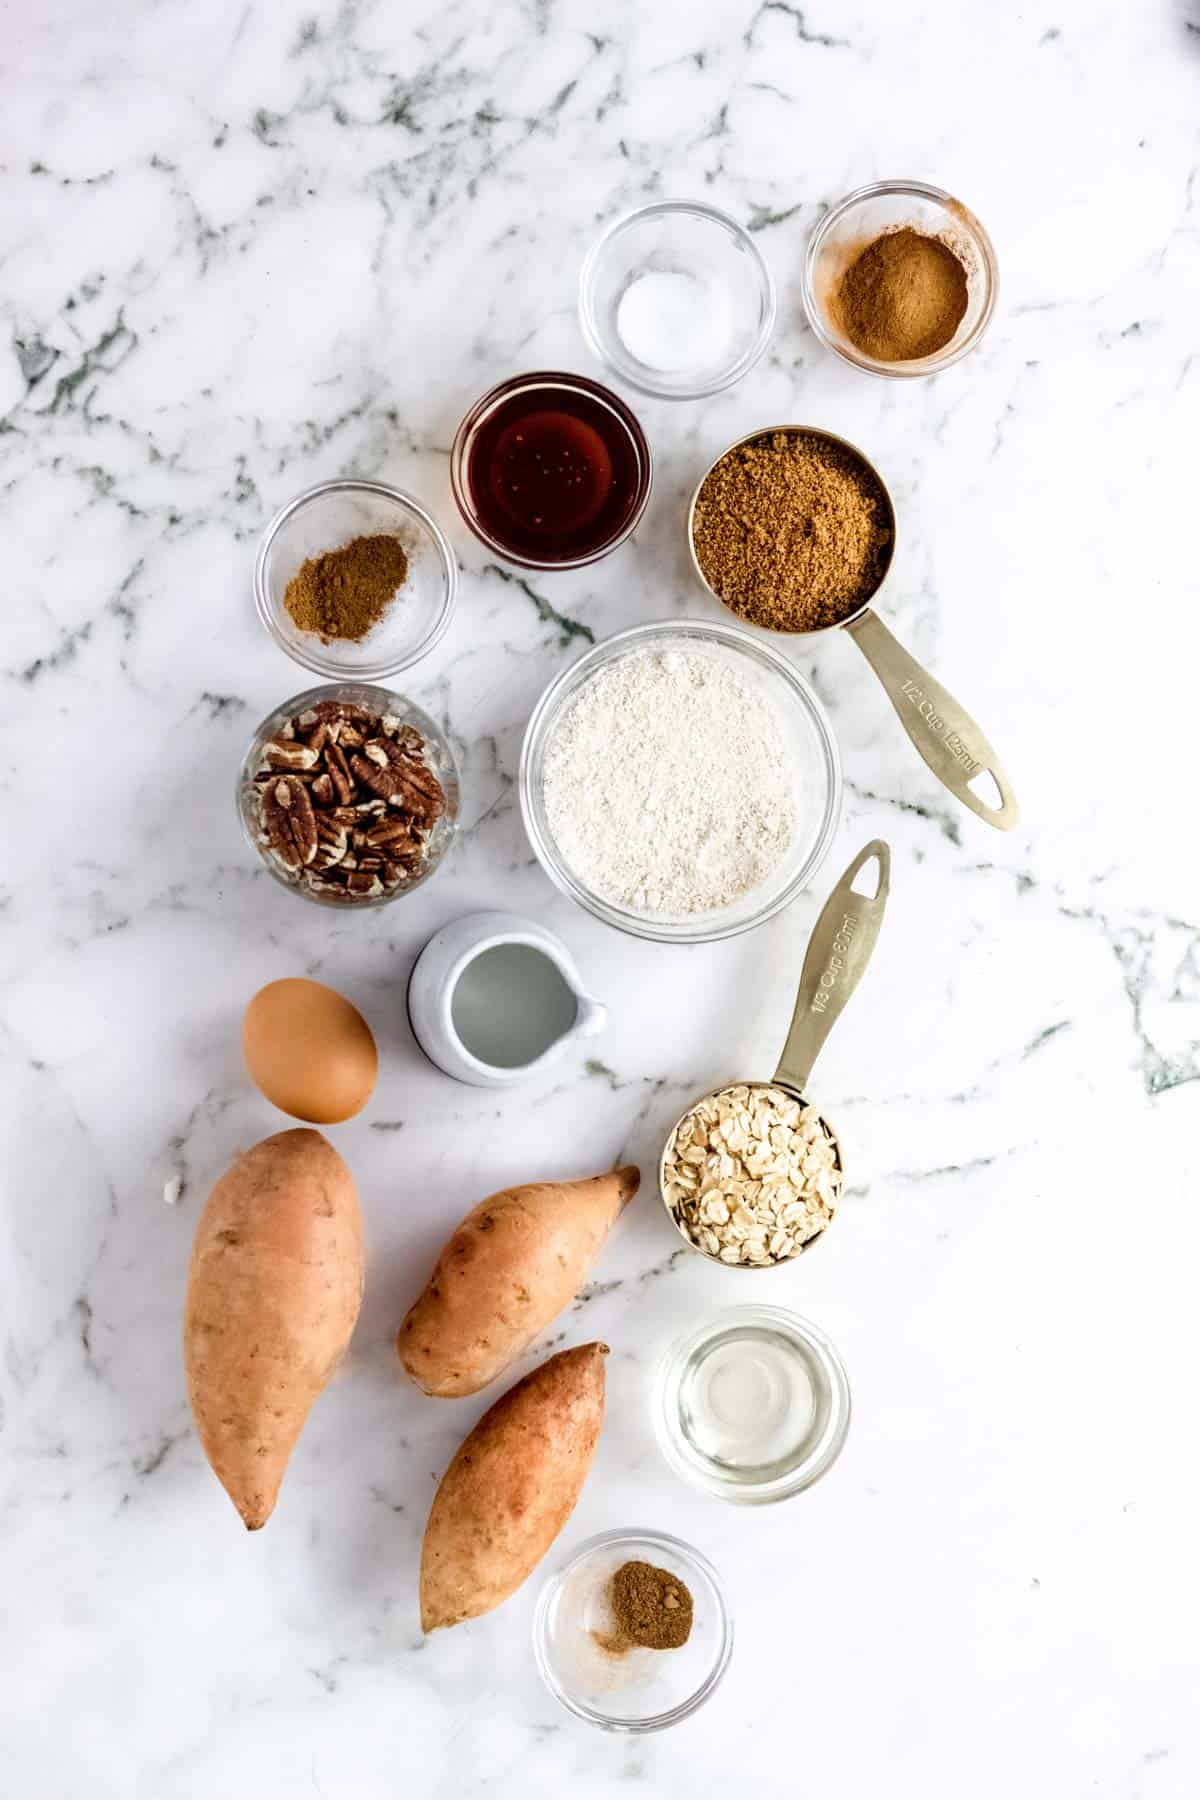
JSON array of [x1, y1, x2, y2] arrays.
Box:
[[3, 2, 1199, 1794]]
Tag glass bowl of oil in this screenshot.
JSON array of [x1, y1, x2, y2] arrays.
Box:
[[655, 1306, 851, 1504]]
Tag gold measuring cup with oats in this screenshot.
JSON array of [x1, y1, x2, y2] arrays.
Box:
[[660, 840, 890, 1269]]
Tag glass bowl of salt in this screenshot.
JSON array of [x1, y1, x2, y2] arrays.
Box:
[[579, 200, 776, 401]]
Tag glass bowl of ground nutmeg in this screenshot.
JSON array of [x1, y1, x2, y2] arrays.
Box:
[[254, 479, 457, 679], [533, 1529, 733, 1731], [801, 179, 998, 377]]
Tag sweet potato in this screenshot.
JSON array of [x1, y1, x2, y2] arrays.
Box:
[[183, 1128, 364, 1530], [397, 1166, 638, 1397], [420, 1341, 607, 1632]]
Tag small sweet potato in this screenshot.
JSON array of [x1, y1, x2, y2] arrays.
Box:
[[398, 1166, 638, 1397], [184, 1128, 364, 1530], [420, 1341, 607, 1632]]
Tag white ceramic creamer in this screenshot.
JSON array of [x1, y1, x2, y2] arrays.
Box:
[[407, 911, 607, 1087]]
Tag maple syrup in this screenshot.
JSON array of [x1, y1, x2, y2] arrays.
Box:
[[453, 373, 651, 568]]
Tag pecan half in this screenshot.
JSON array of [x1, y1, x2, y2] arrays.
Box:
[[312, 700, 375, 731], [311, 817, 349, 871], [264, 737, 319, 771], [325, 740, 354, 806], [363, 815, 420, 851], [261, 775, 318, 870], [350, 737, 445, 820], [345, 870, 385, 896]]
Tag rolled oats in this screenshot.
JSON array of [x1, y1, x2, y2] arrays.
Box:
[[663, 1081, 841, 1266]]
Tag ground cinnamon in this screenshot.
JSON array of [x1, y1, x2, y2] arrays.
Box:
[[283, 534, 409, 643], [593, 1560, 694, 1655], [834, 226, 968, 362]]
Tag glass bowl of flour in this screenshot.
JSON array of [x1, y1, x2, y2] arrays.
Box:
[[519, 620, 842, 943]]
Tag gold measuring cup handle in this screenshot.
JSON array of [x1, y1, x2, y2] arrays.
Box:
[[773, 839, 891, 1099], [845, 610, 1020, 831]]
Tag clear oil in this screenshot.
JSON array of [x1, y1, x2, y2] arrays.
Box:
[[676, 1322, 827, 1483], [450, 943, 578, 1069]]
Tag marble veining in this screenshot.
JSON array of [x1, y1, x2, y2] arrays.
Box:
[[2, 1, 1198, 1795]]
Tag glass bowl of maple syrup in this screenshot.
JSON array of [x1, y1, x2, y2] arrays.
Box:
[[450, 371, 652, 571]]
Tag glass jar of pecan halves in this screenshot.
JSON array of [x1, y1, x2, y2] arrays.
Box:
[[237, 682, 460, 907]]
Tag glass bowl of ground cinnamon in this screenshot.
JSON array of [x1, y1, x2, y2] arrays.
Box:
[[802, 179, 997, 377], [533, 1529, 732, 1731], [254, 479, 457, 679]]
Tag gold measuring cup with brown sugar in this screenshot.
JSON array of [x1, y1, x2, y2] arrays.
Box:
[[687, 426, 1019, 832], [660, 840, 889, 1269]]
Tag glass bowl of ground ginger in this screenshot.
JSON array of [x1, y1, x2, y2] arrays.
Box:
[[254, 479, 457, 679], [802, 179, 998, 377], [533, 1529, 733, 1731]]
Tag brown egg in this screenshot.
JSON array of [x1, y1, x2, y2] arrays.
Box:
[[242, 979, 377, 1124]]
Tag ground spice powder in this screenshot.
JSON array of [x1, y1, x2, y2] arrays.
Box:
[[282, 534, 409, 643], [692, 430, 892, 632], [834, 226, 968, 362], [594, 1560, 694, 1655]]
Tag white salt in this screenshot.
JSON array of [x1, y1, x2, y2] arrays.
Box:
[[615, 269, 730, 373]]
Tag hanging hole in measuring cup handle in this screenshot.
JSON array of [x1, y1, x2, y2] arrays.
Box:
[[967, 767, 1004, 813], [848, 846, 885, 900]]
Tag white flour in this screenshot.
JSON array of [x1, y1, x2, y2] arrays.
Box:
[[542, 646, 797, 915]]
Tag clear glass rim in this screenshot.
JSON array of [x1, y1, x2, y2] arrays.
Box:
[[578, 198, 777, 401], [253, 478, 459, 679], [654, 1305, 852, 1505], [532, 1527, 734, 1732], [801, 179, 999, 379], [448, 370, 652, 571], [236, 678, 460, 909], [517, 618, 843, 945]]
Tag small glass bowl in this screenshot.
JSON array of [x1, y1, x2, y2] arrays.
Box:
[[655, 1307, 851, 1505], [579, 200, 776, 400], [533, 1529, 733, 1731], [449, 371, 651, 572], [254, 480, 457, 679], [518, 619, 842, 945], [802, 179, 998, 378], [237, 680, 460, 908]]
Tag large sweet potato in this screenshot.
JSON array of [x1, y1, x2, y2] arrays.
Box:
[[420, 1341, 607, 1631], [184, 1128, 364, 1529], [397, 1167, 638, 1397]]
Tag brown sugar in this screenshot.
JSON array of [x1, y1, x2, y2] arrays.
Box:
[[282, 534, 409, 643], [834, 226, 969, 363], [691, 430, 892, 633]]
